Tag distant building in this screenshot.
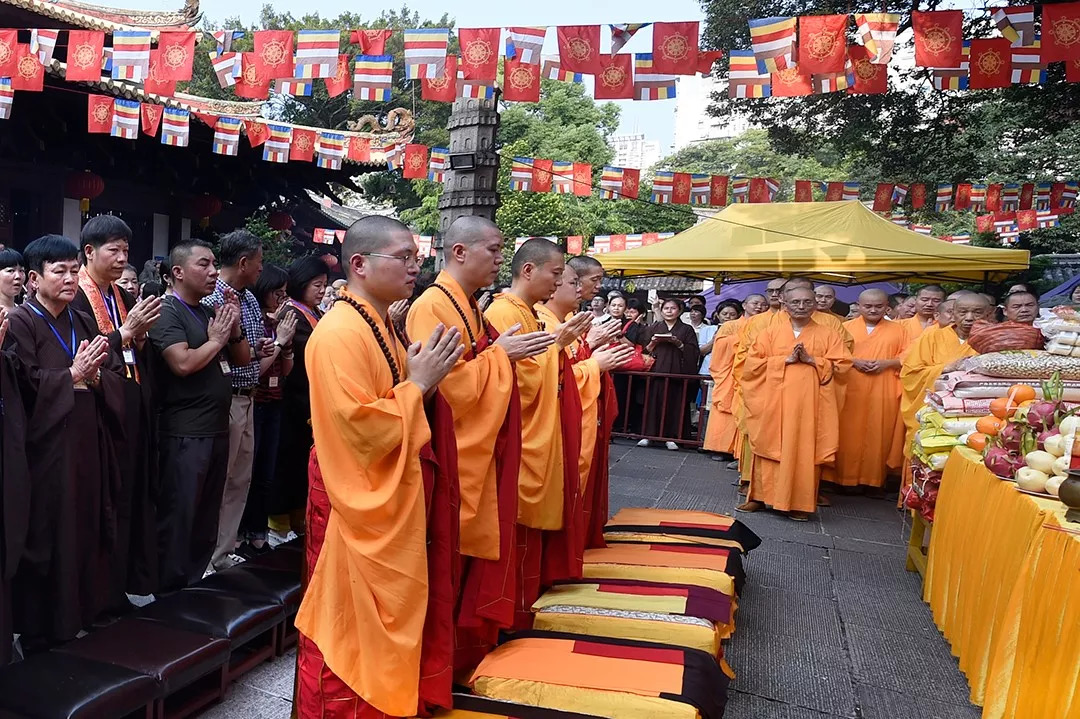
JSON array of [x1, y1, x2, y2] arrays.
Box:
[[673, 75, 756, 150], [611, 133, 663, 170]]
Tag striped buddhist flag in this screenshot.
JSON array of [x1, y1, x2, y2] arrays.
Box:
[[385, 141, 405, 171], [510, 157, 534, 191], [212, 116, 243, 155], [552, 161, 575, 194], [315, 131, 347, 169], [403, 28, 449, 80], [600, 166, 625, 199], [1011, 40, 1045, 84], [428, 146, 448, 182], [112, 30, 152, 81], [992, 6, 1035, 47], [0, 78, 11, 120], [160, 107, 189, 147], [506, 27, 546, 64], [211, 51, 241, 88], [854, 14, 900, 64], [943, 233, 971, 244], [633, 53, 677, 100], [933, 40, 970, 91], [1002, 183, 1021, 211], [910, 224, 934, 235], [263, 124, 292, 163], [969, 183, 987, 211], [295, 29, 339, 78], [110, 98, 139, 139], [691, 174, 711, 205], [353, 55, 393, 101], [541, 57, 582, 83], [212, 30, 244, 53], [813, 58, 855, 94], [30, 29, 59, 65], [935, 183, 953, 212], [457, 71, 495, 99], [275, 78, 313, 96], [1061, 181, 1078, 208], [841, 181, 860, 201], [732, 177, 751, 202], [1035, 182, 1052, 211], [728, 50, 771, 98], [1036, 211, 1060, 229], [748, 17, 796, 73], [652, 171, 674, 203], [890, 212, 907, 225]]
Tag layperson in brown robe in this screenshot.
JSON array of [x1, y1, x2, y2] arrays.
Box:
[[72, 215, 162, 600], [640, 298, 700, 449], [6, 235, 125, 650], [0, 308, 29, 665]]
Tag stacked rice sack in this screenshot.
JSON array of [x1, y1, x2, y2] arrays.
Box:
[[904, 407, 972, 520]]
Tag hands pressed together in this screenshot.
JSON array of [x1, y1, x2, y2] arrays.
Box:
[[784, 343, 816, 365]]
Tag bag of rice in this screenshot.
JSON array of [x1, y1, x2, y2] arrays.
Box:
[[968, 350, 1080, 379]]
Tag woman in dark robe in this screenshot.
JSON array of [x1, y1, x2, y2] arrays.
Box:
[[640, 298, 700, 450], [5, 235, 125, 651], [267, 257, 327, 543]]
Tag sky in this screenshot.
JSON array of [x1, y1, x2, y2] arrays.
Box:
[[127, 0, 705, 149]]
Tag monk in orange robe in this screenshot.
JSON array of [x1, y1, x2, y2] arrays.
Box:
[[898, 292, 988, 497], [406, 218, 554, 666], [484, 239, 591, 626], [295, 216, 466, 718], [737, 286, 851, 521], [704, 294, 767, 460], [898, 284, 946, 344], [834, 290, 907, 493]]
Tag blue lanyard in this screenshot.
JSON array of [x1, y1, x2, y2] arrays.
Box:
[[172, 296, 208, 327], [100, 286, 121, 328], [26, 302, 77, 360]]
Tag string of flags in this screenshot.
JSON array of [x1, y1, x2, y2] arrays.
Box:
[[512, 233, 678, 254]]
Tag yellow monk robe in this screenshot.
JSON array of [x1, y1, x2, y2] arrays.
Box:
[[899, 324, 977, 453], [485, 294, 564, 530], [742, 319, 851, 514], [702, 317, 747, 454], [295, 290, 431, 716], [407, 271, 513, 559], [898, 316, 937, 346], [833, 316, 907, 488]]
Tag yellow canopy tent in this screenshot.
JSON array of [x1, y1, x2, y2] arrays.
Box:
[[597, 201, 1030, 284]]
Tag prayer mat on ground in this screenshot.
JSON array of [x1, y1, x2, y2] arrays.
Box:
[[582, 543, 744, 597], [469, 631, 729, 719], [603, 508, 762, 554]]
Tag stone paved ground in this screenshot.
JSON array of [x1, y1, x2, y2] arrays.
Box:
[[205, 441, 982, 719]]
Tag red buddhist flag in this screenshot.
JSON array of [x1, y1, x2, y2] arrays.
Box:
[[140, 103, 161, 136], [710, 175, 729, 206], [503, 57, 541, 102], [1019, 183, 1034, 210], [253, 30, 295, 79], [609, 235, 627, 252], [986, 183, 1003, 212], [245, 120, 269, 147], [347, 136, 371, 162], [532, 158, 553, 193], [593, 54, 634, 99], [621, 168, 641, 199], [573, 163, 593, 197], [421, 54, 458, 102], [912, 10, 963, 68], [672, 172, 692, 204], [968, 39, 1012, 89], [458, 28, 500, 80], [403, 144, 429, 179], [848, 45, 887, 95], [0, 30, 17, 77], [799, 15, 848, 74], [911, 183, 927, 209], [1017, 209, 1038, 230], [697, 50, 724, 75], [324, 55, 350, 97], [352, 28, 392, 55], [1051, 182, 1066, 209], [748, 177, 772, 203], [825, 181, 844, 201], [157, 30, 196, 81], [236, 53, 271, 100], [954, 183, 972, 210], [66, 30, 105, 81], [557, 25, 602, 74], [290, 129, 316, 162], [652, 21, 699, 75], [1043, 2, 1080, 63], [975, 214, 994, 233], [794, 180, 814, 202], [10, 45, 43, 91], [566, 236, 583, 254], [87, 95, 114, 133], [771, 67, 812, 96], [872, 183, 894, 211], [144, 50, 177, 96], [1069, 56, 1080, 82]]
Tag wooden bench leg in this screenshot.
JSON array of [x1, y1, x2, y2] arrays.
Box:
[[905, 510, 929, 577]]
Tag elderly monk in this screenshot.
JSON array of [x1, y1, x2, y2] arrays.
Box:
[[703, 294, 766, 462], [834, 290, 906, 493], [1003, 290, 1039, 325], [538, 264, 631, 583], [898, 285, 946, 342], [406, 217, 553, 665], [295, 216, 465, 718], [485, 239, 591, 624], [936, 299, 955, 329], [737, 286, 851, 521], [815, 285, 841, 316]]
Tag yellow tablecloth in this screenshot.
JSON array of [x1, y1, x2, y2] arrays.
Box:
[[925, 447, 1080, 718]]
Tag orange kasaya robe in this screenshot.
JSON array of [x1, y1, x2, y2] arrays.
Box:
[[703, 317, 747, 455], [833, 317, 907, 488], [295, 290, 458, 718], [898, 315, 938, 347], [406, 273, 522, 673], [742, 318, 851, 514]]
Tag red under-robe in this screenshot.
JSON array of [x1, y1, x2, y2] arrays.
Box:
[[540, 352, 585, 589]]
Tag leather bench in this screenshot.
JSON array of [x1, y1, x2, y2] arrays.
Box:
[[135, 588, 284, 681], [195, 564, 302, 656], [55, 619, 229, 719], [0, 651, 156, 718], [242, 545, 303, 575]]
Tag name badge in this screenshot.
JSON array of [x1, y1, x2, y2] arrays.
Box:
[[73, 380, 89, 391], [219, 360, 232, 375], [269, 376, 279, 388], [122, 348, 136, 366]]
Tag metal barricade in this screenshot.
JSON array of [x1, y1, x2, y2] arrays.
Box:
[[610, 370, 710, 448]]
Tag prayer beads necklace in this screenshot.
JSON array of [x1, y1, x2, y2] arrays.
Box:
[[335, 294, 402, 385], [431, 283, 483, 352]]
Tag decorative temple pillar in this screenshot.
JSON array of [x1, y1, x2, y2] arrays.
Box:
[[435, 91, 501, 270]]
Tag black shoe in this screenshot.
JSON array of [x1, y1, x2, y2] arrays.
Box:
[[235, 541, 270, 561]]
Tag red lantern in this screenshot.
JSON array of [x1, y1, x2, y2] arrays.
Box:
[[64, 170, 105, 213], [188, 194, 222, 228], [268, 210, 294, 231]]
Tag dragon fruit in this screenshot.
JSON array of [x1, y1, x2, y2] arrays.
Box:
[[1025, 401, 1058, 432], [999, 422, 1026, 453], [985, 446, 1019, 478]]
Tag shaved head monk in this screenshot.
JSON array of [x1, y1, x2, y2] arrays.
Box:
[[294, 216, 464, 718], [484, 238, 591, 624], [936, 299, 956, 328], [737, 286, 851, 520], [834, 290, 906, 494], [814, 285, 838, 314], [899, 285, 946, 341], [406, 217, 553, 663], [704, 293, 767, 462], [1003, 290, 1039, 325], [764, 277, 786, 312]]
